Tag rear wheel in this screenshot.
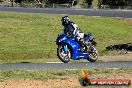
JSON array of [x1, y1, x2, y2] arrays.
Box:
[[57, 45, 71, 63], [87, 46, 98, 62]]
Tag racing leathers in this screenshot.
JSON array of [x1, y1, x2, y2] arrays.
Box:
[[64, 22, 85, 48]]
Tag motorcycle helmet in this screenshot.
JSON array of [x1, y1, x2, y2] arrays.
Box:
[[61, 16, 70, 26]]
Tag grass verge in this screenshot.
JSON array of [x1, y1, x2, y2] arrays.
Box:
[[0, 68, 132, 81], [0, 11, 132, 63]]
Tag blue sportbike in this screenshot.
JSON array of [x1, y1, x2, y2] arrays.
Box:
[[56, 32, 98, 63]]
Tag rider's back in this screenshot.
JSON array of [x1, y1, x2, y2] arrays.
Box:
[[64, 21, 81, 38]]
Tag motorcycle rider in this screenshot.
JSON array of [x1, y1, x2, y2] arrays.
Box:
[[61, 16, 86, 50]]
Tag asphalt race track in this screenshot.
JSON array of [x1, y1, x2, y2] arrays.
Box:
[[0, 7, 132, 18], [0, 61, 132, 70], [0, 7, 132, 69]]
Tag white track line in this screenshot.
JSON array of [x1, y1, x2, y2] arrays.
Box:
[[91, 16, 132, 19], [46, 62, 63, 63]]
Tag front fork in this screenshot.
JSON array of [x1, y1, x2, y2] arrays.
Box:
[[63, 45, 68, 52]]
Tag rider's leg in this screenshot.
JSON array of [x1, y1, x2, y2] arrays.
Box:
[[76, 33, 87, 51], [76, 33, 85, 45]]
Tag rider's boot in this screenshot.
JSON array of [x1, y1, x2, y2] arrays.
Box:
[[79, 38, 86, 52]]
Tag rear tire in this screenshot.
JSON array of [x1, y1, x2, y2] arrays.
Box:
[[87, 46, 98, 62], [88, 52, 98, 62], [57, 45, 71, 63]]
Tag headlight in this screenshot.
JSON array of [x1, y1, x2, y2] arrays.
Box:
[[58, 37, 65, 42], [58, 39, 63, 42]]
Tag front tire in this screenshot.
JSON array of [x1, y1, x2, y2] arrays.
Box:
[[57, 45, 71, 63]]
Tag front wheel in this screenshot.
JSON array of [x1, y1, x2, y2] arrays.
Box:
[[87, 46, 98, 62], [57, 45, 71, 63]]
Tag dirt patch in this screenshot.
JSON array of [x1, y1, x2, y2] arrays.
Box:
[[0, 73, 132, 88], [100, 52, 132, 61], [91, 72, 132, 80], [0, 77, 80, 88]]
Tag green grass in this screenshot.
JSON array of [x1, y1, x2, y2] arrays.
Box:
[[0, 68, 132, 88], [0, 11, 132, 63], [0, 69, 79, 81], [0, 68, 132, 81]]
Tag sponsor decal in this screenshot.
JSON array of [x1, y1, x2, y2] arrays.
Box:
[[79, 69, 131, 86]]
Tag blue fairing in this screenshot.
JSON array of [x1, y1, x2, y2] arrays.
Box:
[[56, 34, 89, 60]]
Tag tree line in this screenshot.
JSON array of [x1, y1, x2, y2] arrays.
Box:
[[99, 0, 132, 6], [12, 0, 132, 8]]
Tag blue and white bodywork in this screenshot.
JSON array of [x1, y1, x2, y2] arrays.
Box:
[[56, 33, 98, 63]]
